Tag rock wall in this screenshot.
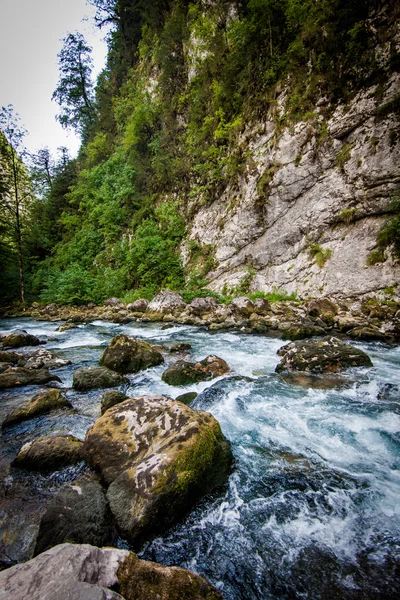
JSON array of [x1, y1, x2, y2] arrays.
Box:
[[183, 70, 400, 300]]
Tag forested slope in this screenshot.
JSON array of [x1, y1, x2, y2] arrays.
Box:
[[1, 0, 399, 305]]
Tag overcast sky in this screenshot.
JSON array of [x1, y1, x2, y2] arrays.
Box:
[[0, 0, 108, 158]]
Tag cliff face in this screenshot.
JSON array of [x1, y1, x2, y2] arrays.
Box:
[[183, 73, 400, 299]]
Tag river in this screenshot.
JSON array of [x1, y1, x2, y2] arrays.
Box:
[[0, 317, 399, 599]]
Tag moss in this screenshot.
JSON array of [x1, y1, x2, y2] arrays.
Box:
[[376, 93, 400, 121], [370, 136, 379, 154], [367, 248, 386, 265], [335, 142, 355, 172], [336, 208, 357, 224], [308, 243, 332, 267]]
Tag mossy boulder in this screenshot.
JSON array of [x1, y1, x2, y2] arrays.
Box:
[[34, 477, 113, 555], [175, 392, 198, 405], [82, 395, 232, 543], [1, 330, 40, 349], [347, 326, 388, 342], [17, 348, 70, 370], [100, 334, 164, 374], [0, 367, 61, 390], [276, 336, 373, 374], [0, 351, 20, 363], [100, 389, 129, 414], [162, 355, 230, 386], [2, 389, 71, 427], [281, 324, 327, 341], [73, 366, 128, 391], [306, 299, 339, 323], [0, 542, 223, 600], [12, 435, 83, 471]]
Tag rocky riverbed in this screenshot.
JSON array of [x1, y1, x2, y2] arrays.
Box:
[[0, 309, 399, 599]]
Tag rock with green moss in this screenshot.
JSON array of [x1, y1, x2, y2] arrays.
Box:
[[82, 395, 232, 543], [1, 330, 40, 349], [101, 389, 129, 414], [73, 366, 128, 391], [0, 367, 61, 390], [12, 435, 83, 471], [276, 336, 373, 374], [162, 355, 230, 386], [100, 334, 164, 374], [0, 542, 223, 600], [281, 323, 327, 341], [175, 391, 198, 404], [2, 389, 71, 427]]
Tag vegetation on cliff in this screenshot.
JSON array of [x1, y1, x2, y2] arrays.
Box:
[[1, 0, 398, 305]]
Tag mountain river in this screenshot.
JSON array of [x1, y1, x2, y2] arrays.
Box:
[[0, 317, 399, 599]]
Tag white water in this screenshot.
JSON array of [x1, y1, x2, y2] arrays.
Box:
[[1, 317, 399, 599]]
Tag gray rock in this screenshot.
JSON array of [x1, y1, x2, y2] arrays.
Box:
[[73, 366, 128, 391], [188, 296, 218, 315], [34, 477, 113, 555], [146, 291, 186, 316], [0, 367, 61, 390], [175, 391, 198, 404], [0, 542, 223, 600], [126, 298, 149, 312], [230, 296, 255, 317], [17, 348, 71, 370]]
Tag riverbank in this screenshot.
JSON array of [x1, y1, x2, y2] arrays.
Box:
[[3, 291, 400, 343]]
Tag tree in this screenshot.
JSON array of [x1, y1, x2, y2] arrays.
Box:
[[52, 32, 97, 135], [0, 105, 34, 303], [29, 147, 55, 197]]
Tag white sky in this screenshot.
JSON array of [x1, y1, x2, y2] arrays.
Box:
[[0, 0, 108, 158]]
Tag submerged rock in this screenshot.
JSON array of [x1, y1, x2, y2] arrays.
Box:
[[73, 366, 128, 391], [170, 342, 192, 353], [83, 395, 232, 543], [101, 389, 129, 414], [276, 336, 373, 374], [162, 355, 230, 386], [100, 334, 164, 374], [2, 389, 72, 427], [34, 477, 113, 555], [0, 367, 61, 390], [1, 330, 40, 349], [0, 542, 223, 600], [12, 435, 83, 471]]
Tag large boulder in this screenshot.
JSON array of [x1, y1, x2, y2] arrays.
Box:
[[0, 367, 61, 390], [162, 355, 230, 386], [73, 366, 128, 391], [12, 435, 83, 472], [1, 330, 40, 348], [100, 334, 164, 374], [101, 390, 129, 414], [0, 542, 223, 600], [82, 395, 232, 543], [34, 477, 113, 555], [146, 291, 186, 317], [2, 389, 71, 427], [306, 299, 339, 324], [275, 336, 373, 374], [281, 323, 327, 341]]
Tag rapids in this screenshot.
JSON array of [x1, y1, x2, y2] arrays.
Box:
[[0, 317, 399, 599]]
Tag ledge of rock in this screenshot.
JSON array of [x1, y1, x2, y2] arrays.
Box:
[[34, 477, 113, 556], [100, 334, 164, 374], [82, 395, 232, 543], [2, 389, 71, 427], [162, 355, 230, 386], [275, 336, 373, 374], [0, 542, 223, 600], [0, 367, 61, 390], [12, 435, 83, 471], [73, 366, 128, 391]]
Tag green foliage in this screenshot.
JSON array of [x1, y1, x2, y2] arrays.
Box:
[[335, 143, 355, 172], [308, 243, 332, 268], [376, 93, 400, 121], [367, 197, 400, 265], [248, 288, 299, 303], [336, 208, 357, 224]]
